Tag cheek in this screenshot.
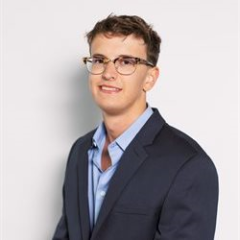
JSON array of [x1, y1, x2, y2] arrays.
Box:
[[122, 80, 144, 99], [88, 77, 98, 94], [124, 74, 146, 93], [88, 78, 93, 90]]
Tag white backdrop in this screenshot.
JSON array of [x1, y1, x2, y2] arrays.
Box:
[[1, 0, 238, 239]]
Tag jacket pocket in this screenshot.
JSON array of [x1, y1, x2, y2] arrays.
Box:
[[112, 205, 157, 216]]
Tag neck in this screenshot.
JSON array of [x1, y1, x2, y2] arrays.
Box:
[[102, 105, 147, 142]]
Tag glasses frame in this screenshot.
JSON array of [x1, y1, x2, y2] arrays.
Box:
[[82, 56, 155, 75]]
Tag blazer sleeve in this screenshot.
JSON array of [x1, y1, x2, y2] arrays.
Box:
[[52, 185, 69, 240], [154, 154, 219, 240]]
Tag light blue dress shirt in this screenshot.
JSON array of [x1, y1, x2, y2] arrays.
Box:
[[87, 106, 153, 229]]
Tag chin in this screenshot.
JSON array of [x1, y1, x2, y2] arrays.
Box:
[[97, 103, 125, 116]]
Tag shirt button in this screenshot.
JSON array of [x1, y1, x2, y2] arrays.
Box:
[[100, 191, 106, 197]]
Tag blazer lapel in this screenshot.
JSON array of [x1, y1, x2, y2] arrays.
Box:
[[90, 109, 166, 240], [90, 142, 148, 240], [77, 136, 93, 240]]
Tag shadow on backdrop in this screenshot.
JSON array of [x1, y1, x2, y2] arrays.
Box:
[[68, 68, 102, 137]]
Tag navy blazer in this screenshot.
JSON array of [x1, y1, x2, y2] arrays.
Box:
[[53, 109, 218, 240]]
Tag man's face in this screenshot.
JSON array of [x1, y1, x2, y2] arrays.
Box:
[[88, 33, 158, 116]]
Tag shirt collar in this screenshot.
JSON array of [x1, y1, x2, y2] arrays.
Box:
[[92, 105, 153, 151], [92, 123, 106, 149]]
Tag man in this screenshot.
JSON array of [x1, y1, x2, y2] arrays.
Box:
[[53, 15, 218, 240]]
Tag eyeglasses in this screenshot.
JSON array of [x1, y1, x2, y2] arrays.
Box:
[[83, 55, 155, 75]]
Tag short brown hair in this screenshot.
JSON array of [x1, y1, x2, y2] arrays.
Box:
[[86, 14, 161, 66]]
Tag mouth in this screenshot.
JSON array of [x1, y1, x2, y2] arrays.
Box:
[[99, 85, 122, 94]]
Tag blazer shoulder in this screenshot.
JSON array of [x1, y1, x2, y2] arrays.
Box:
[[157, 123, 217, 172], [140, 109, 209, 160]]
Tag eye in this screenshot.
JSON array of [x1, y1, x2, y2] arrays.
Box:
[[92, 57, 104, 64], [118, 57, 136, 66]]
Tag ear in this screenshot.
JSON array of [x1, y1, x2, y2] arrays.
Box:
[[143, 67, 160, 92]]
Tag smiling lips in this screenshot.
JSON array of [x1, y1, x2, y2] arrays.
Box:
[[100, 85, 122, 94]]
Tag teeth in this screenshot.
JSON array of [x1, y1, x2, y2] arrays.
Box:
[[101, 86, 120, 91]]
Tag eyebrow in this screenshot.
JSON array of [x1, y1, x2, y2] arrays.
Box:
[[91, 54, 106, 58], [91, 54, 136, 59]]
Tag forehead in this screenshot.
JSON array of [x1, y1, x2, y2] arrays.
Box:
[[90, 33, 147, 58]]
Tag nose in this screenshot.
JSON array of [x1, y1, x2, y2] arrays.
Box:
[[102, 61, 117, 81]]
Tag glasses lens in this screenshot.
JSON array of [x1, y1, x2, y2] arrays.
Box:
[[86, 57, 104, 74], [116, 57, 137, 75]]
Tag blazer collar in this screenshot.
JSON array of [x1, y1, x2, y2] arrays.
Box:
[[135, 108, 166, 146], [77, 132, 94, 240]]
